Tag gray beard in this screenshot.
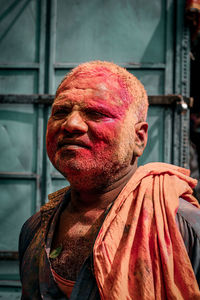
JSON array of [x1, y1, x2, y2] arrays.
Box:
[[56, 156, 136, 192]]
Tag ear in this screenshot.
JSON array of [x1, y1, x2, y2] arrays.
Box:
[[134, 122, 148, 157]]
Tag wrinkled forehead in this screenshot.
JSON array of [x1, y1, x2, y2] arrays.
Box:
[[55, 68, 133, 108]]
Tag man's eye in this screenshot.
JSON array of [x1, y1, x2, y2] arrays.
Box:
[[86, 110, 107, 119], [52, 110, 69, 119]]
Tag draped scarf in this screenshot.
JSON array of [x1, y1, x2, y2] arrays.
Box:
[[93, 163, 200, 299]]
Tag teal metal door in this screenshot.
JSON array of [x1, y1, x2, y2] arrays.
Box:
[[0, 0, 190, 297]]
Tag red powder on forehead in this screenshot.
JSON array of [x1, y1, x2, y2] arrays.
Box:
[[57, 66, 132, 109], [56, 61, 149, 121], [58, 66, 108, 91], [117, 77, 133, 107]]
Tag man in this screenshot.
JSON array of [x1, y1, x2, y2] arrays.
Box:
[[19, 61, 200, 299]]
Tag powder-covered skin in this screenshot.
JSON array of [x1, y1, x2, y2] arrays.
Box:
[[57, 61, 148, 122], [46, 70, 141, 191], [50, 202, 107, 280], [46, 61, 148, 280]]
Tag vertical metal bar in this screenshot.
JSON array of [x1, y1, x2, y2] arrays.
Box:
[[35, 104, 44, 211], [165, 0, 174, 94], [164, 108, 173, 163], [173, 0, 190, 168], [45, 106, 53, 200], [48, 0, 57, 94], [173, 0, 181, 166], [173, 109, 181, 166], [180, 111, 190, 169], [39, 0, 47, 94], [164, 0, 174, 165], [34, 0, 47, 210], [44, 0, 58, 200], [180, 27, 190, 169], [174, 0, 184, 96]]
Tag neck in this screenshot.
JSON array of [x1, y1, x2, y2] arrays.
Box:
[[69, 163, 137, 211]]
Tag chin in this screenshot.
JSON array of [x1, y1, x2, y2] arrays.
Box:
[[55, 162, 125, 192], [60, 168, 103, 191], [53, 159, 103, 190], [52, 150, 133, 190]]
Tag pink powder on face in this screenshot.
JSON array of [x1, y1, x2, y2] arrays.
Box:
[[47, 102, 126, 168], [57, 66, 134, 110], [56, 61, 149, 122], [46, 61, 148, 190], [46, 90, 135, 191]]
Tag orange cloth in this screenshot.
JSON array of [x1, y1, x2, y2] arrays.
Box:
[[186, 0, 200, 10], [93, 163, 200, 299], [51, 268, 75, 298]]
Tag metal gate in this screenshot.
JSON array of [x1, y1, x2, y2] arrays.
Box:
[[0, 0, 190, 297]]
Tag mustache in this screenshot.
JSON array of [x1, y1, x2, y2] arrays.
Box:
[[57, 138, 91, 149]]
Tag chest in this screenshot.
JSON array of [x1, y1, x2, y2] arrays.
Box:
[[50, 208, 105, 281]]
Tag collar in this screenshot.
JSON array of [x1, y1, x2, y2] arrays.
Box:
[[40, 186, 70, 238]]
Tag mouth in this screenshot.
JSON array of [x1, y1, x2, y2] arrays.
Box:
[[57, 139, 90, 150]]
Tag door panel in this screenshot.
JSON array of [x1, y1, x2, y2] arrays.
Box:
[[0, 180, 35, 251], [0, 0, 40, 63], [0, 70, 38, 94], [0, 0, 190, 296], [130, 70, 165, 95], [55, 0, 165, 64], [0, 104, 37, 172]]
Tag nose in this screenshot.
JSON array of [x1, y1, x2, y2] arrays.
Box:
[[61, 111, 88, 134]]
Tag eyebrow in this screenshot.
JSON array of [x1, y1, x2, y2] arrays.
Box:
[[52, 102, 120, 118], [84, 104, 117, 117], [52, 103, 71, 110]]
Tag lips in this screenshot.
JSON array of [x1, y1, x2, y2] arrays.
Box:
[[57, 139, 90, 150]]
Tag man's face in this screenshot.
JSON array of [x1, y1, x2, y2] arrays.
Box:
[[46, 71, 145, 190]]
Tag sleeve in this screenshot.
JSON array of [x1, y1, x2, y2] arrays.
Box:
[[18, 211, 41, 280], [176, 198, 200, 287]]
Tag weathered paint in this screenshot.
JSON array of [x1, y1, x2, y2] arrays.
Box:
[[0, 0, 191, 297]]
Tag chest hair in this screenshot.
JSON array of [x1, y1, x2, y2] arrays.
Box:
[[50, 208, 106, 281]]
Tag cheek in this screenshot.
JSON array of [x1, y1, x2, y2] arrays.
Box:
[[46, 121, 60, 156], [89, 121, 121, 143]]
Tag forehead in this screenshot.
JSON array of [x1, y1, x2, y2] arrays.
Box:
[[55, 69, 132, 108]]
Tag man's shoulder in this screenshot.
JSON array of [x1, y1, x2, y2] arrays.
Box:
[[176, 198, 200, 286], [20, 186, 69, 231], [19, 211, 41, 243], [177, 198, 200, 239], [18, 210, 42, 270], [19, 186, 70, 240], [40, 186, 70, 213], [19, 186, 70, 264]]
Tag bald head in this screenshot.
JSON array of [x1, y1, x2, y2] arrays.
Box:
[[47, 60, 149, 190], [56, 61, 149, 122]]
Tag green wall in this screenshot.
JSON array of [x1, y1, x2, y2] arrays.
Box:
[[0, 0, 190, 297]]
